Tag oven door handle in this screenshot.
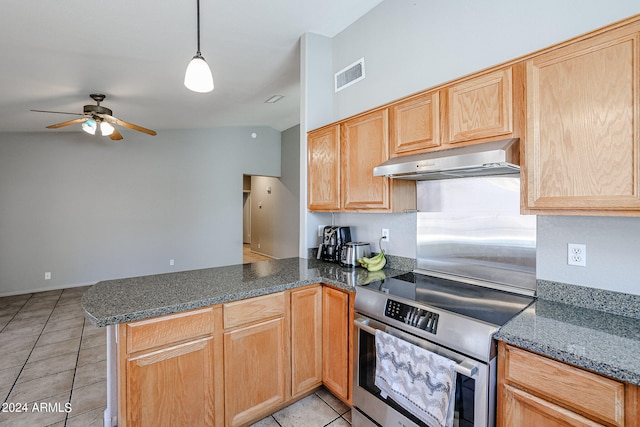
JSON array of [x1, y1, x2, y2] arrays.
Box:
[[354, 317, 479, 378]]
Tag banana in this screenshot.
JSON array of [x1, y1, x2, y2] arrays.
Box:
[[358, 251, 385, 266], [366, 255, 387, 272]]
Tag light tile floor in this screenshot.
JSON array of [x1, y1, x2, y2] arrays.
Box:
[[0, 287, 352, 427]]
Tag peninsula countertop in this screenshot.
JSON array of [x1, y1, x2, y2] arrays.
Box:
[[81, 257, 407, 327]]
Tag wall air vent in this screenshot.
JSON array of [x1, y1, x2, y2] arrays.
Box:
[[335, 58, 365, 92]]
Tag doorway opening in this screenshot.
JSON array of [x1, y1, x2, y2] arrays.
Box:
[[243, 175, 274, 264]]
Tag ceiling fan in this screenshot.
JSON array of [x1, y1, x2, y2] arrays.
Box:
[[31, 94, 157, 141]]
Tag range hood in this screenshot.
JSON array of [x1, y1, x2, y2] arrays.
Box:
[[374, 138, 520, 180]]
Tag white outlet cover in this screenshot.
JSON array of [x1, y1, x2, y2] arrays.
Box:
[[567, 243, 586, 266]]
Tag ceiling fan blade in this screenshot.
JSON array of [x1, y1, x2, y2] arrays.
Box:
[[110, 128, 124, 141], [113, 118, 157, 136], [46, 117, 89, 129], [31, 109, 85, 116]]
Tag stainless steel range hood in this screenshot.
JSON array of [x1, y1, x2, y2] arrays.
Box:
[[374, 138, 520, 180]]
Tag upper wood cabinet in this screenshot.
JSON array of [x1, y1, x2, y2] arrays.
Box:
[[341, 109, 391, 210], [524, 24, 640, 214], [307, 110, 416, 213], [389, 91, 440, 156], [445, 67, 513, 144], [307, 125, 340, 211]]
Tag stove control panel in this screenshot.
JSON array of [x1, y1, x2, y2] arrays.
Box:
[[385, 299, 439, 334]]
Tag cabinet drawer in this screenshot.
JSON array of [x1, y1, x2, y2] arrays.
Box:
[[223, 292, 285, 329], [126, 307, 215, 354], [503, 345, 625, 426]]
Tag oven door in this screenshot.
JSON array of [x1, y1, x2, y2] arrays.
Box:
[[353, 316, 494, 427]]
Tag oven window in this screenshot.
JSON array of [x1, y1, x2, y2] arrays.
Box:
[[358, 329, 475, 427]]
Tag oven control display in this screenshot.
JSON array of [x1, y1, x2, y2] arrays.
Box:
[[385, 299, 439, 334]]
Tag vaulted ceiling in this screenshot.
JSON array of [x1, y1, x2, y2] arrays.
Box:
[[0, 0, 383, 136]]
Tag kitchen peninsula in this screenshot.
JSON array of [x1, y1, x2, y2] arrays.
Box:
[[81, 257, 409, 427], [82, 257, 640, 427]]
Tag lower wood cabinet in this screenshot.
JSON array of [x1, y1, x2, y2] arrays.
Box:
[[222, 292, 288, 427], [224, 317, 288, 427], [290, 285, 323, 398], [118, 306, 224, 427], [498, 342, 639, 427], [322, 285, 353, 405], [118, 285, 354, 427]]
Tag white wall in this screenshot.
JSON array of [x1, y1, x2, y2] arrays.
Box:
[[0, 127, 281, 296], [300, 0, 640, 295], [331, 0, 640, 122]]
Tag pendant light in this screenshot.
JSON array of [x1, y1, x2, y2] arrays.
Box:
[[184, 0, 214, 93]]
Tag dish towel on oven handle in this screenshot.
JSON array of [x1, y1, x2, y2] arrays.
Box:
[[374, 329, 457, 427]]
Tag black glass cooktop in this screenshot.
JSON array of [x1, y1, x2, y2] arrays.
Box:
[[359, 272, 534, 326]]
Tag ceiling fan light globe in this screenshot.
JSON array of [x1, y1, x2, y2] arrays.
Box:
[[82, 119, 97, 135], [100, 121, 115, 136], [184, 55, 214, 93]]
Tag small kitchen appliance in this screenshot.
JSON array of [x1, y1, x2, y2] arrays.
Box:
[[339, 242, 371, 267], [317, 226, 352, 263]]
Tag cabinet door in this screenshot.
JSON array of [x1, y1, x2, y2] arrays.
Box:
[[290, 286, 323, 398], [125, 337, 217, 427], [341, 109, 390, 210], [224, 318, 288, 427], [390, 91, 440, 155], [525, 28, 640, 212], [308, 125, 341, 211], [501, 384, 603, 427], [446, 67, 513, 144], [322, 286, 351, 403]]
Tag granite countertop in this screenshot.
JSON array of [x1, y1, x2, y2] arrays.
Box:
[[495, 298, 640, 386], [81, 257, 408, 327]]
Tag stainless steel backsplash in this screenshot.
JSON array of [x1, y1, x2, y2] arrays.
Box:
[[416, 176, 537, 293]]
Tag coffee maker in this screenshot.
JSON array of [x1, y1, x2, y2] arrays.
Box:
[[317, 226, 352, 263]]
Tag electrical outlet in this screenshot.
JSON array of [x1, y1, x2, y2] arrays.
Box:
[[567, 243, 586, 266], [381, 228, 390, 242], [45, 272, 51, 280], [169, 259, 175, 266]]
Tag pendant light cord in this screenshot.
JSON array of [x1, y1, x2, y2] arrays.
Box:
[[196, 0, 201, 55]]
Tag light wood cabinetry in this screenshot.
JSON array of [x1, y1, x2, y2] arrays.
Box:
[[118, 307, 224, 427], [290, 285, 323, 398], [118, 285, 355, 427], [444, 67, 514, 144], [524, 23, 640, 215], [307, 125, 341, 211], [341, 109, 391, 211], [223, 292, 289, 427], [322, 286, 353, 405], [389, 91, 440, 156], [307, 111, 416, 212], [498, 342, 639, 427]]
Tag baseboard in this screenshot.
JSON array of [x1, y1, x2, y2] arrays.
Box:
[[0, 281, 98, 298]]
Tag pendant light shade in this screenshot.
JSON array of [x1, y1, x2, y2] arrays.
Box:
[[185, 53, 214, 93], [185, 0, 214, 93]]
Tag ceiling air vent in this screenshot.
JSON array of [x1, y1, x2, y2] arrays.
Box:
[[335, 58, 365, 92]]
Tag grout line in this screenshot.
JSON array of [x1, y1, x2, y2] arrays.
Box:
[[2, 291, 62, 405]]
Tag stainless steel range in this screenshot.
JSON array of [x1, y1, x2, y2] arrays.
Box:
[[353, 271, 533, 427], [353, 167, 537, 427]]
